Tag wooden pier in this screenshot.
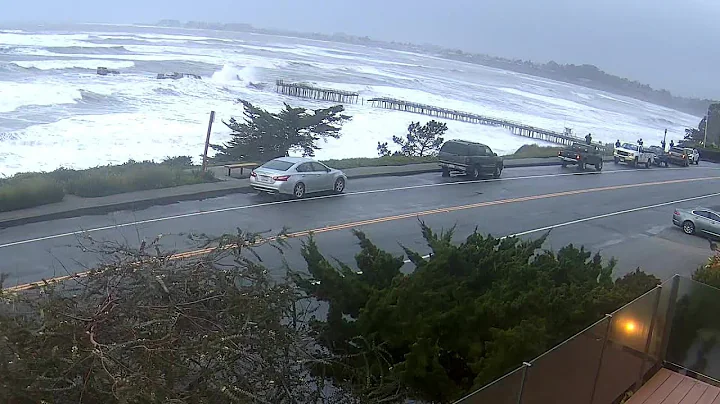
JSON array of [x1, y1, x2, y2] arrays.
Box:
[[275, 80, 359, 104], [273, 79, 587, 146], [367, 97, 582, 146]]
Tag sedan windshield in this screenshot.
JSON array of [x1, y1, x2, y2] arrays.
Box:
[[621, 143, 639, 151], [261, 160, 295, 171]]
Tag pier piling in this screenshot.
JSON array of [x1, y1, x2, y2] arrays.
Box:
[[367, 97, 583, 146], [275, 80, 359, 104]]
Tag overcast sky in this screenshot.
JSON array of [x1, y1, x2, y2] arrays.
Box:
[[3, 0, 719, 99]]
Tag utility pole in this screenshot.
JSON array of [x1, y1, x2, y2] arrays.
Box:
[[703, 114, 709, 146], [202, 111, 216, 172]]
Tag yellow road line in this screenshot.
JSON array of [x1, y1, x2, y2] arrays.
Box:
[[5, 175, 719, 292]]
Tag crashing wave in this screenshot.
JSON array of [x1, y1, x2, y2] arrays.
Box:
[[45, 45, 132, 55]]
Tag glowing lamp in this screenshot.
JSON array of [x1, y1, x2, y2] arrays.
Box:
[[621, 320, 639, 335]]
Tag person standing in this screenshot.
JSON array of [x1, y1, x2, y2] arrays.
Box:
[[585, 133, 592, 145], [670, 140, 675, 148], [638, 138, 644, 147], [615, 139, 621, 148]]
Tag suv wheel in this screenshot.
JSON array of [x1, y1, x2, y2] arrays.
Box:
[[492, 165, 502, 179], [441, 166, 450, 177], [470, 166, 481, 179], [595, 160, 603, 172], [577, 161, 585, 171]]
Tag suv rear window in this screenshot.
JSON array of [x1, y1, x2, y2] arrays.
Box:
[[440, 142, 469, 155], [261, 159, 294, 171], [670, 147, 685, 154]]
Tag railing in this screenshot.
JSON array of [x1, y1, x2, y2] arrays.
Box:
[[455, 274, 720, 404]]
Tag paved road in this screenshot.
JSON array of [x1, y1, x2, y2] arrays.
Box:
[[2, 163, 720, 288]]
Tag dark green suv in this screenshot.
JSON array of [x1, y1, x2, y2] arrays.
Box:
[[438, 139, 504, 179]]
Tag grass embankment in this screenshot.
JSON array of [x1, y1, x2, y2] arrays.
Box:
[[319, 145, 581, 169], [0, 157, 215, 213], [320, 155, 437, 169]]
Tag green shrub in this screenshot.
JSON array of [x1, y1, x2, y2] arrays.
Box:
[[65, 164, 215, 198], [294, 224, 660, 402], [161, 155, 195, 167], [0, 176, 65, 212], [321, 155, 437, 169]]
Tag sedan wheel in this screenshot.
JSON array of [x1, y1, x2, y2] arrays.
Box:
[[682, 221, 696, 235], [293, 182, 306, 199], [334, 177, 346, 193]]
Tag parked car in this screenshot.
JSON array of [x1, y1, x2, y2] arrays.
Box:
[[667, 147, 691, 167], [673, 207, 720, 238], [558, 142, 603, 171], [645, 146, 670, 167], [249, 157, 347, 198], [613, 142, 654, 168], [438, 139, 504, 179], [683, 147, 700, 165]]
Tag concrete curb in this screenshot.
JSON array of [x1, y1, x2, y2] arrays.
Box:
[[0, 157, 602, 229]]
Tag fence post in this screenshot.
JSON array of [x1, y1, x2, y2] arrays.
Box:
[[658, 275, 681, 364], [201, 111, 215, 172], [636, 285, 663, 389], [589, 314, 613, 404], [516, 362, 532, 404]]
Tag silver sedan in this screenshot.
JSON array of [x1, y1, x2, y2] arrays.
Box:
[[249, 157, 347, 198], [673, 207, 720, 238]]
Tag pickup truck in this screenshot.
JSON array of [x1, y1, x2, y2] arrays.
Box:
[[438, 139, 504, 179], [558, 142, 604, 171], [614, 142, 654, 168], [683, 147, 700, 165]]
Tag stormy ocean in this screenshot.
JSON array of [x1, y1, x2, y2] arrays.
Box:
[[0, 23, 700, 175]]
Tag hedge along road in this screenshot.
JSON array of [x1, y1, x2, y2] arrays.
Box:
[[2, 164, 720, 290]]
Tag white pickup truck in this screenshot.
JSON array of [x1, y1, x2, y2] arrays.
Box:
[[613, 142, 654, 168]]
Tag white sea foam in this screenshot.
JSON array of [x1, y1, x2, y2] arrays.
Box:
[[0, 33, 108, 47], [0, 113, 210, 175], [0, 82, 82, 113]]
